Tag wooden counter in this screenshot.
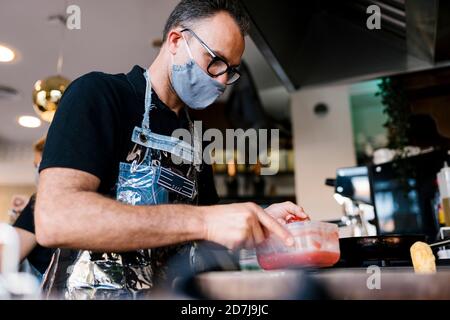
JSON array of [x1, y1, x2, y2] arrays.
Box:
[[195, 267, 450, 300]]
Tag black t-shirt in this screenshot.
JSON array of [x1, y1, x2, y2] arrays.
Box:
[[40, 65, 218, 204], [13, 195, 54, 275]]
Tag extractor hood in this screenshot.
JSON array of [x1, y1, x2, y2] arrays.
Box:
[[242, 0, 450, 91]]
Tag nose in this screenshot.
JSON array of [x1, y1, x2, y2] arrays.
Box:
[[216, 73, 229, 86]]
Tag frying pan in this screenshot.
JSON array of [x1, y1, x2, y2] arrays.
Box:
[[338, 234, 427, 266]]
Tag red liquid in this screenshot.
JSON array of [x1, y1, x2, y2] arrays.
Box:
[[257, 251, 340, 270]]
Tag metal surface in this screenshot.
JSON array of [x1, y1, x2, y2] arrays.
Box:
[[242, 0, 450, 91], [429, 239, 450, 247], [338, 234, 426, 266]]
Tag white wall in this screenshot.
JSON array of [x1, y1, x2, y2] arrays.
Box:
[[291, 85, 356, 221], [259, 86, 291, 121], [0, 142, 35, 185]]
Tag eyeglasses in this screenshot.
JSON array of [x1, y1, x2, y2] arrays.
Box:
[[180, 28, 241, 85]]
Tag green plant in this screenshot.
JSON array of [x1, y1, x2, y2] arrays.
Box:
[[376, 77, 412, 156], [376, 77, 415, 195]]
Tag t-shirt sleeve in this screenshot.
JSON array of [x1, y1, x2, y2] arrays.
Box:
[[13, 195, 36, 234], [39, 73, 119, 183]]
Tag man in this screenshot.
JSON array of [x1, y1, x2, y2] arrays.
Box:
[[36, 0, 308, 299]]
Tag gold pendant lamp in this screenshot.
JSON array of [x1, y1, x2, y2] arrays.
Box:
[[32, 11, 71, 123]]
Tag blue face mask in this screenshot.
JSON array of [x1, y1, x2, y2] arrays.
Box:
[[171, 37, 226, 110]]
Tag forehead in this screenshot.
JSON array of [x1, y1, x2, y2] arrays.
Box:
[[189, 12, 245, 65]]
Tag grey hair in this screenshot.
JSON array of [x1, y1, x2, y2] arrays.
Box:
[[162, 0, 250, 41]]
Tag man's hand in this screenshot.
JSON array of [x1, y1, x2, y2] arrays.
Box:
[[264, 201, 310, 224], [202, 202, 295, 250]]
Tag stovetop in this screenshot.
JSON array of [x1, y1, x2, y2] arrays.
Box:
[[332, 256, 450, 268], [327, 258, 450, 270]]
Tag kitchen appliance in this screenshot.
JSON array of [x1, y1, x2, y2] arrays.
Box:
[[328, 150, 449, 239], [369, 150, 449, 238], [338, 233, 450, 268], [325, 150, 450, 267], [337, 234, 426, 267], [334, 166, 372, 205], [242, 0, 450, 91], [328, 166, 377, 237], [436, 227, 450, 261]]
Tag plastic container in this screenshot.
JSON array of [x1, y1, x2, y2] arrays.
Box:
[[256, 221, 340, 270]]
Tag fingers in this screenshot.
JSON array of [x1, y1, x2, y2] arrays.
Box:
[[244, 210, 266, 249], [265, 201, 310, 221], [298, 206, 310, 220], [251, 216, 266, 246], [253, 205, 294, 246], [283, 202, 309, 219]]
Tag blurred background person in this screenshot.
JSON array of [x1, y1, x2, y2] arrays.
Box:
[[1, 136, 54, 280]]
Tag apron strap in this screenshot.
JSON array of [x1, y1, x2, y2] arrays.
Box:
[[142, 70, 201, 171], [142, 70, 153, 131]]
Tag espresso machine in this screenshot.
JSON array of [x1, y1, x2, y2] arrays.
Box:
[[328, 150, 450, 266], [326, 166, 377, 238], [329, 150, 450, 238]]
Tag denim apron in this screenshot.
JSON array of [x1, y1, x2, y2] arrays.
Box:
[[41, 70, 202, 300]]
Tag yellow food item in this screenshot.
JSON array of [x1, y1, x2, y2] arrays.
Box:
[[410, 241, 436, 274]]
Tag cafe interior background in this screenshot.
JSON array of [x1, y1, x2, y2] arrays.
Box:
[[1, 0, 450, 299]]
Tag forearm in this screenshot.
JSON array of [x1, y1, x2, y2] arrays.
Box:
[[14, 228, 37, 261], [35, 168, 299, 252], [36, 189, 207, 252]]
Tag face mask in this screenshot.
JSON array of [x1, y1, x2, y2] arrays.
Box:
[[170, 37, 226, 110]]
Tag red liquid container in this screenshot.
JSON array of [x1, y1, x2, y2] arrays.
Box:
[[256, 221, 340, 270]]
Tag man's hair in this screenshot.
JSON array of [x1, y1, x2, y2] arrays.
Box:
[[33, 136, 46, 153], [163, 0, 250, 41]]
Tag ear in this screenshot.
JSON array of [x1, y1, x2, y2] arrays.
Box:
[[166, 29, 183, 55]]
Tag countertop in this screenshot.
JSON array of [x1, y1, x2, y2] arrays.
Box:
[[194, 266, 450, 300]]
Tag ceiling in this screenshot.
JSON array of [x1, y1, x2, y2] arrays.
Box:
[[0, 0, 282, 145], [0, 0, 283, 184]]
